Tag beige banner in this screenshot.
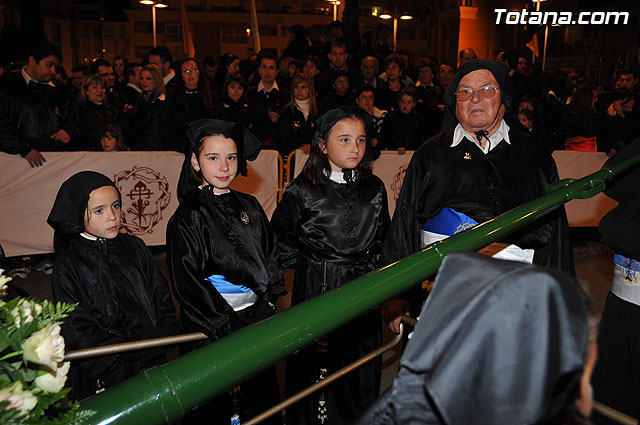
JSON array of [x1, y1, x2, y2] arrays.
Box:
[[293, 149, 615, 226], [0, 150, 280, 257]]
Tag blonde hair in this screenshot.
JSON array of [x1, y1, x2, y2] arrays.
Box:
[[141, 64, 166, 101], [78, 73, 106, 105], [285, 73, 318, 117]]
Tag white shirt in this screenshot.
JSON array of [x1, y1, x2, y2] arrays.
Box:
[[127, 82, 142, 93], [163, 69, 175, 87], [451, 119, 511, 154], [21, 67, 55, 87], [258, 80, 279, 93]]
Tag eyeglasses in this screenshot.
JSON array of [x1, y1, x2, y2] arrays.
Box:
[[455, 86, 500, 101], [182, 68, 199, 74]]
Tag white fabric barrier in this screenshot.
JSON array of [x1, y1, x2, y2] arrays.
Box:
[[293, 149, 616, 226], [0, 150, 279, 257]]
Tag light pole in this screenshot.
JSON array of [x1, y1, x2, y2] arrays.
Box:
[[139, 0, 168, 48], [378, 7, 412, 51]]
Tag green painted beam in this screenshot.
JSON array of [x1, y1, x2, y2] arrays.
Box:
[[79, 154, 640, 424]]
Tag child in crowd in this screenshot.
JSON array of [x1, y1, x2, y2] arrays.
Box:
[[380, 86, 431, 154], [48, 171, 180, 401], [213, 74, 252, 129], [321, 71, 356, 109], [278, 73, 320, 156], [99, 123, 126, 151], [518, 108, 534, 131], [271, 108, 390, 425], [166, 119, 286, 424]]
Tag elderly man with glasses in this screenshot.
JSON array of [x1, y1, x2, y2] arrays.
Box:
[[383, 59, 574, 328]]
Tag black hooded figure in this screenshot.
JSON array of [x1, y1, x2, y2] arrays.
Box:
[[383, 59, 574, 317], [48, 171, 180, 401], [166, 119, 286, 424], [363, 252, 595, 425], [271, 108, 390, 425]]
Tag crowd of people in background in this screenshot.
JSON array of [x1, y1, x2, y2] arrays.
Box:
[[2, 21, 639, 167]]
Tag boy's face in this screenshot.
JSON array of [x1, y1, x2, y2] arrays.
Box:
[[84, 186, 121, 239], [333, 76, 349, 95], [398, 94, 416, 114], [192, 135, 238, 194]]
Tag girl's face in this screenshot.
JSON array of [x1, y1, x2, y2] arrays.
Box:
[[191, 135, 238, 194], [101, 133, 118, 151], [320, 118, 366, 172], [294, 81, 309, 101], [86, 83, 106, 103], [228, 59, 240, 76], [84, 185, 121, 239], [227, 82, 244, 102], [518, 113, 532, 130], [140, 70, 155, 92], [181, 60, 200, 90]]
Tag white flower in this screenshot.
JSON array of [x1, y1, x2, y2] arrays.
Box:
[[11, 300, 42, 327], [35, 361, 70, 393], [23, 324, 65, 371], [0, 382, 38, 416]]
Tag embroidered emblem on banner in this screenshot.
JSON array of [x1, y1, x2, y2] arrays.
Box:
[[114, 166, 170, 235], [391, 162, 410, 203]]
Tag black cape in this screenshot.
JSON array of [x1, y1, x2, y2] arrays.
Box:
[[166, 187, 286, 340], [52, 234, 180, 400], [385, 127, 574, 313], [367, 252, 589, 425], [271, 173, 390, 425]]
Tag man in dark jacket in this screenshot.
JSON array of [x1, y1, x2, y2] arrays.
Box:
[[247, 53, 289, 149], [0, 40, 78, 167]]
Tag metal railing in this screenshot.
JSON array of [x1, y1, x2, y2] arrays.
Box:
[[77, 153, 640, 424]]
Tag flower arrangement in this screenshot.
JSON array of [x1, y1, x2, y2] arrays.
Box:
[[0, 269, 94, 424]]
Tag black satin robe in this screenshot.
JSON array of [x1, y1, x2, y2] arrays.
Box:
[[52, 234, 180, 401], [385, 127, 574, 314], [167, 188, 286, 339], [166, 187, 286, 424], [271, 174, 390, 425]]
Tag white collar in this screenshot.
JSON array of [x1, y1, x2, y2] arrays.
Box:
[[163, 69, 175, 86], [199, 185, 230, 195], [451, 119, 511, 154], [127, 82, 142, 93], [22, 67, 55, 87], [329, 170, 347, 184], [80, 232, 98, 241], [258, 80, 279, 93]]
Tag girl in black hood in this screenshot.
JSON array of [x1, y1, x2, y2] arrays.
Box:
[[47, 171, 179, 401]]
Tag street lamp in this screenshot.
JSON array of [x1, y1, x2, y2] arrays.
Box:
[[140, 0, 167, 48], [377, 7, 413, 50], [326, 0, 341, 21]]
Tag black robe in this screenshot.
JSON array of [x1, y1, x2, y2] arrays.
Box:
[[52, 233, 180, 401], [385, 127, 574, 314], [166, 187, 286, 424], [271, 173, 390, 425]]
